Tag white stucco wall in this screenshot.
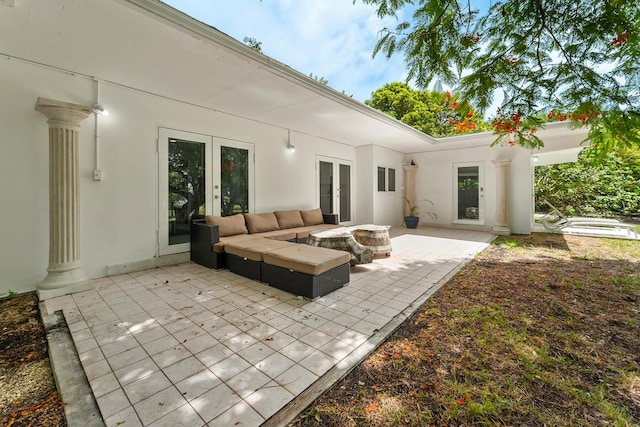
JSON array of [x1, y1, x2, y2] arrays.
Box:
[[0, 58, 368, 295]]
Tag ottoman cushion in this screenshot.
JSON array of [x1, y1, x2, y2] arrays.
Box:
[[263, 245, 350, 276], [225, 239, 296, 262]]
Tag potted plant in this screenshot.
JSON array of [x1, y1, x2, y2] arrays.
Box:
[[404, 198, 420, 229]]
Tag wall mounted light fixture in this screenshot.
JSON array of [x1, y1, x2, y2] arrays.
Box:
[[286, 129, 295, 152], [532, 155, 539, 162], [92, 104, 109, 116]]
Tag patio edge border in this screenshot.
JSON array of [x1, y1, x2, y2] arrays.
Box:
[[40, 306, 105, 427], [264, 239, 491, 426]]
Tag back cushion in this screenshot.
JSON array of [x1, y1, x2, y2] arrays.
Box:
[[244, 212, 280, 234], [300, 208, 324, 226], [205, 214, 248, 237], [274, 210, 304, 229]]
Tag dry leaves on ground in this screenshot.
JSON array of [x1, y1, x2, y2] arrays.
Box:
[[0, 293, 66, 427], [293, 233, 640, 427]]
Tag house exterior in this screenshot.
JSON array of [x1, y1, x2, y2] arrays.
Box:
[[0, 0, 589, 297]]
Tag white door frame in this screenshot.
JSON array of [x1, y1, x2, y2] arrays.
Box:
[[316, 156, 355, 225], [452, 161, 485, 225], [158, 128, 255, 256]]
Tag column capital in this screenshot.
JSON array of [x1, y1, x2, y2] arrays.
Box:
[[402, 164, 419, 172], [35, 97, 91, 129], [491, 159, 512, 167]]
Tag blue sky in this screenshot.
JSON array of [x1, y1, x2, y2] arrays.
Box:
[[162, 0, 416, 103]]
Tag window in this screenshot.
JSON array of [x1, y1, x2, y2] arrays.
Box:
[[377, 167, 386, 191], [388, 168, 396, 192], [378, 167, 396, 192]]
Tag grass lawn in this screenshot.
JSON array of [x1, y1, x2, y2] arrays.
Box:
[[292, 233, 640, 426]]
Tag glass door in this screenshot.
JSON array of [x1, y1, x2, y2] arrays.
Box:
[[317, 156, 353, 225], [214, 138, 254, 217], [453, 162, 484, 225], [159, 128, 212, 255], [159, 129, 254, 255]]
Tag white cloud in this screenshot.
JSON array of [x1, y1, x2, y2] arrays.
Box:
[[163, 0, 412, 102]]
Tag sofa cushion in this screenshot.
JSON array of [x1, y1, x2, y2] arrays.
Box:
[[244, 212, 280, 234], [213, 234, 263, 254], [258, 230, 297, 241], [205, 213, 248, 237], [300, 208, 324, 226], [274, 210, 304, 229], [263, 245, 350, 276]]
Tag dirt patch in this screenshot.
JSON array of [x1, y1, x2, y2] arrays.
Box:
[[292, 234, 640, 426], [0, 293, 66, 426]]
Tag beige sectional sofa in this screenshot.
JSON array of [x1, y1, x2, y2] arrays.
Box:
[[190, 208, 350, 298]]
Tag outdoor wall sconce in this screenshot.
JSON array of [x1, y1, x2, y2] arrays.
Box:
[[92, 103, 109, 116], [532, 155, 539, 162], [286, 129, 295, 152]]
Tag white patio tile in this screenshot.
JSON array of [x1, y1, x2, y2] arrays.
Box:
[[96, 388, 131, 420], [245, 323, 279, 341], [175, 369, 221, 401], [123, 370, 172, 404], [331, 312, 361, 328], [102, 335, 140, 358], [114, 358, 160, 386], [133, 386, 187, 425], [162, 356, 206, 384], [148, 403, 205, 427], [181, 332, 219, 355], [279, 340, 316, 363], [209, 354, 251, 381], [254, 352, 295, 379], [207, 400, 264, 427], [281, 322, 314, 340], [315, 320, 347, 338], [195, 343, 234, 368], [141, 335, 180, 356], [264, 313, 296, 330], [151, 344, 190, 369], [262, 331, 297, 352], [83, 358, 113, 381], [299, 330, 333, 349], [226, 366, 271, 398], [245, 381, 294, 419], [222, 332, 258, 352], [318, 338, 356, 361], [274, 363, 318, 396], [90, 372, 121, 398], [237, 341, 276, 365], [190, 383, 242, 423], [78, 347, 105, 367], [104, 405, 143, 427], [209, 323, 243, 341], [107, 346, 148, 371], [299, 350, 338, 377]]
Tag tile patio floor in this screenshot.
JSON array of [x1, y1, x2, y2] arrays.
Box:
[[42, 227, 493, 427]]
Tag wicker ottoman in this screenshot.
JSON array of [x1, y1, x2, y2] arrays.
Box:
[[225, 239, 296, 281], [262, 245, 351, 299]]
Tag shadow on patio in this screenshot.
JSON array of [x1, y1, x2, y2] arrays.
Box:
[[42, 227, 493, 427]]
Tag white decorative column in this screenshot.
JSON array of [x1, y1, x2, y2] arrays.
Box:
[[35, 97, 94, 300], [403, 164, 419, 215], [491, 159, 511, 235]]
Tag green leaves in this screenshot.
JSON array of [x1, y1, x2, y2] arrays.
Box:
[[361, 0, 640, 154]]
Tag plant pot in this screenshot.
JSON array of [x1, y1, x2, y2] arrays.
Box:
[[404, 216, 419, 229]]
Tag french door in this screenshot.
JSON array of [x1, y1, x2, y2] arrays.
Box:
[[158, 128, 253, 255], [453, 162, 484, 225], [317, 156, 353, 225]]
